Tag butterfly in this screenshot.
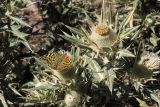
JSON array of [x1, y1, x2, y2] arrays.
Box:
[[40, 52, 74, 72]]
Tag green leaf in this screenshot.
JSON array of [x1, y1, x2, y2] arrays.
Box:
[[6, 14, 31, 28], [70, 47, 81, 64], [65, 25, 85, 37], [10, 25, 29, 40], [123, 10, 134, 27], [82, 55, 95, 68], [150, 93, 160, 107], [33, 82, 60, 90], [8, 25, 33, 52], [150, 37, 158, 46], [117, 49, 135, 58], [9, 39, 20, 47], [133, 82, 141, 91], [118, 15, 128, 34], [88, 59, 103, 82], [8, 84, 22, 97], [150, 26, 156, 34], [114, 12, 119, 32], [88, 59, 101, 73], [0, 92, 8, 107], [118, 0, 139, 34], [135, 98, 150, 107], [150, 33, 160, 47], [119, 25, 140, 40], [20, 40, 33, 53], [105, 69, 116, 93], [131, 29, 141, 40], [59, 31, 90, 49]]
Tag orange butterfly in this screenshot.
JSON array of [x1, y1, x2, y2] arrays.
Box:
[[40, 52, 73, 71]]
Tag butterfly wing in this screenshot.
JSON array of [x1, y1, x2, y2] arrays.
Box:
[[57, 53, 75, 79], [57, 53, 73, 71], [40, 52, 63, 69]]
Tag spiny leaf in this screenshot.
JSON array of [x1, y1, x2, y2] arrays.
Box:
[[6, 14, 31, 28], [117, 49, 135, 58], [105, 69, 116, 93], [119, 25, 140, 40], [0, 92, 8, 107], [135, 98, 150, 107], [20, 40, 33, 53], [10, 25, 29, 40], [131, 29, 141, 40], [33, 82, 60, 90], [150, 33, 160, 47], [123, 10, 134, 27], [8, 84, 22, 97], [65, 25, 85, 37], [150, 93, 160, 107], [118, 0, 139, 33], [59, 31, 90, 48]]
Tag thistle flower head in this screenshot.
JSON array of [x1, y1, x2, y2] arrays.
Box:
[[138, 52, 160, 71], [95, 24, 109, 36], [132, 52, 160, 79], [89, 24, 117, 49]]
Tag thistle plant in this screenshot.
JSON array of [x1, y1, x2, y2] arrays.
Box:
[[60, 0, 140, 55], [89, 0, 118, 50], [21, 47, 86, 106], [57, 0, 137, 105], [8, 0, 160, 106]]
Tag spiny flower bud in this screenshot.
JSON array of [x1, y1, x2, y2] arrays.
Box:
[[64, 90, 81, 107]]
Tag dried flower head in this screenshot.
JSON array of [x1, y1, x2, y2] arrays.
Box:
[[132, 52, 160, 79], [95, 24, 109, 36]]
